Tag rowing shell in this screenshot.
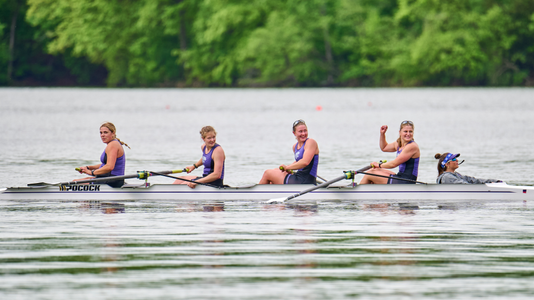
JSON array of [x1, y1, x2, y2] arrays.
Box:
[[0, 182, 532, 203]]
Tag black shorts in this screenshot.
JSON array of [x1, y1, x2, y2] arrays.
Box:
[[94, 174, 124, 188], [284, 173, 317, 184], [387, 173, 417, 184]]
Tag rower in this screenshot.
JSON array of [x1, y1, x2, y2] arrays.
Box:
[[173, 126, 226, 189], [360, 120, 420, 184], [75, 122, 130, 188], [435, 152, 503, 184], [259, 119, 319, 184]]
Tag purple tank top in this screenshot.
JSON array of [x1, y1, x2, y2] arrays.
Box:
[[294, 139, 319, 177], [202, 144, 225, 180], [99, 140, 126, 176], [396, 141, 419, 178]]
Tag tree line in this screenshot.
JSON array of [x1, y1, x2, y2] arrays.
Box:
[[1, 0, 533, 87]]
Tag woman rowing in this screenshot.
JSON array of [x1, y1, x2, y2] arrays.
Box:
[[173, 126, 226, 188], [360, 120, 420, 184], [259, 119, 319, 184], [435, 153, 502, 184], [76, 122, 130, 187]]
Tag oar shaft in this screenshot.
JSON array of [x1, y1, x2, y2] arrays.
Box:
[[149, 171, 220, 188], [285, 165, 372, 201], [286, 174, 347, 201], [61, 169, 185, 186], [359, 171, 426, 184]]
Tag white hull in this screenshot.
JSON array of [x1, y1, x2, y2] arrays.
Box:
[[1, 182, 533, 203]]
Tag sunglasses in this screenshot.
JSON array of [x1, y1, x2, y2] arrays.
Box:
[[293, 119, 306, 128], [401, 120, 414, 125], [441, 153, 459, 167]]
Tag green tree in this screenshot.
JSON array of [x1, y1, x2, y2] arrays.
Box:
[[13, 0, 534, 87], [177, 0, 267, 86], [237, 0, 340, 86], [335, 0, 399, 86], [335, 0, 534, 86], [0, 0, 22, 85], [0, 19, 8, 85], [27, 0, 192, 86]]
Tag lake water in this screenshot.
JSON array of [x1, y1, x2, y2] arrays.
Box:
[[1, 88, 534, 299]]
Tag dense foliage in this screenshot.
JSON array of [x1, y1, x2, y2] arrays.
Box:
[[1, 0, 534, 87]]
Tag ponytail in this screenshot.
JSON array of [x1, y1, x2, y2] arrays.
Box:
[[116, 138, 131, 149], [435, 153, 449, 175]]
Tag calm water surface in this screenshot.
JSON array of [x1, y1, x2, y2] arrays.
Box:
[[1, 88, 534, 299]]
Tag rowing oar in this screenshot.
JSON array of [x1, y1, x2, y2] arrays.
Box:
[[148, 171, 221, 188], [266, 165, 372, 204], [27, 169, 186, 187], [358, 171, 427, 184]]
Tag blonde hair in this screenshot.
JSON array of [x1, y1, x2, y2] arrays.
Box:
[[200, 126, 217, 139], [101, 122, 131, 149]]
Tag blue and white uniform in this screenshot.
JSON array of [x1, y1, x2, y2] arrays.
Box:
[[388, 141, 419, 184], [284, 139, 319, 184]]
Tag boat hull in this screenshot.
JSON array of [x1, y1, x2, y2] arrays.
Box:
[[1, 182, 532, 203]]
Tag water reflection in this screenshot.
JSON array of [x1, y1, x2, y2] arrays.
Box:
[[288, 203, 319, 216], [101, 202, 125, 214], [78, 200, 102, 210], [203, 203, 225, 212], [201, 205, 226, 289], [362, 202, 419, 215], [175, 202, 225, 212], [77, 200, 125, 214], [2, 200, 534, 299], [102, 224, 121, 274], [261, 202, 286, 211], [176, 202, 203, 212]]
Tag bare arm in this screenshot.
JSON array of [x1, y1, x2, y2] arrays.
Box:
[[279, 144, 297, 172], [379, 143, 419, 169], [195, 147, 225, 184], [79, 141, 122, 176], [379, 125, 397, 153], [284, 139, 318, 170], [95, 141, 122, 175], [185, 145, 205, 173], [78, 164, 102, 175]]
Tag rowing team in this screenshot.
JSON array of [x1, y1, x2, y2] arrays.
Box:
[[75, 121, 501, 188]]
